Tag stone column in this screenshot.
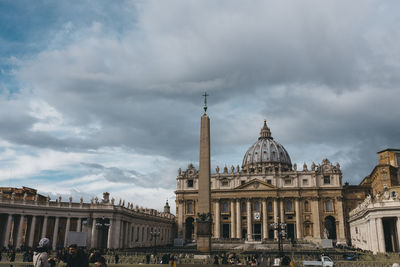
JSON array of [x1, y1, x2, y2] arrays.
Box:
[[28, 216, 37, 247], [312, 197, 321, 238], [107, 219, 114, 249], [262, 199, 268, 240], [3, 214, 12, 247], [127, 222, 132, 248], [295, 198, 301, 239], [178, 200, 184, 238], [77, 218, 82, 232], [376, 218, 386, 253], [64, 217, 71, 247], [52, 217, 59, 250], [397, 217, 400, 252], [91, 218, 97, 248], [246, 199, 252, 241], [16, 215, 25, 248], [41, 216, 48, 238], [214, 199, 220, 238], [230, 200, 236, 238], [369, 218, 378, 253], [113, 219, 121, 248], [336, 197, 346, 243], [236, 199, 241, 239], [280, 198, 285, 223], [274, 199, 278, 239]]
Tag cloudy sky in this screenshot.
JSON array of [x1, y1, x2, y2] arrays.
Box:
[[1, 0, 399, 213]]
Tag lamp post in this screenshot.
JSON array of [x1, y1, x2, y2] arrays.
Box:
[[270, 217, 287, 255], [95, 217, 110, 248], [150, 229, 160, 255]]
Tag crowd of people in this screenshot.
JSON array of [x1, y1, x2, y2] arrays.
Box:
[[0, 238, 109, 267]]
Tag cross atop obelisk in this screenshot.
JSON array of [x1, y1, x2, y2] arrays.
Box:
[[197, 93, 212, 253], [202, 92, 208, 113]]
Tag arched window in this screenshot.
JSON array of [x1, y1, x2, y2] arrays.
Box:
[[304, 201, 310, 212], [267, 202, 273, 212], [223, 201, 229, 213], [325, 200, 333, 211], [254, 201, 260, 211], [286, 200, 293, 211]]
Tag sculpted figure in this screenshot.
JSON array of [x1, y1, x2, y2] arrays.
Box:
[[216, 165, 220, 174], [303, 163, 307, 171], [224, 165, 228, 173], [293, 163, 297, 171], [323, 228, 329, 239], [231, 165, 235, 173]]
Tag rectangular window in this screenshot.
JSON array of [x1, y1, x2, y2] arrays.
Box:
[[284, 179, 291, 185], [323, 176, 331, 184], [187, 180, 194, 188], [267, 180, 272, 184], [221, 180, 229, 187], [241, 202, 246, 212], [222, 202, 229, 213], [187, 202, 193, 214], [241, 180, 246, 185], [303, 179, 308, 185]]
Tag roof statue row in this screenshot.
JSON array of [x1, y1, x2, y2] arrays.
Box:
[[0, 189, 174, 220]]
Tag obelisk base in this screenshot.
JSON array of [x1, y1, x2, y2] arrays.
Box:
[[197, 236, 211, 253], [196, 221, 211, 253]]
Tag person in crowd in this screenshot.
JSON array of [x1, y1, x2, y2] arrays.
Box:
[[63, 244, 89, 267], [213, 254, 219, 265], [114, 253, 119, 264], [95, 256, 107, 267], [33, 238, 51, 267], [89, 249, 101, 263]]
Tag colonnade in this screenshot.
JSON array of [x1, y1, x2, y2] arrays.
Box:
[[210, 197, 345, 242], [0, 213, 173, 250], [212, 198, 304, 241]]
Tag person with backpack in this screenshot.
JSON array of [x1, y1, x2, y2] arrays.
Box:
[[33, 238, 51, 267]]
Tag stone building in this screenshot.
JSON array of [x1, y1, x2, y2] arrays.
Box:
[[0, 190, 175, 250], [176, 120, 348, 245], [349, 149, 400, 253]]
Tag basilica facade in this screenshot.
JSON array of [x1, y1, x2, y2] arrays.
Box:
[[176, 121, 350, 245]]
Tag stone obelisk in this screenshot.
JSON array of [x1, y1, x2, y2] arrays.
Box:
[[196, 92, 212, 253]]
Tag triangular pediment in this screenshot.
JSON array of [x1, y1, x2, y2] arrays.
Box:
[[235, 179, 276, 190]]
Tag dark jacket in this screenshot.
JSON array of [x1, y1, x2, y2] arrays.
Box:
[[64, 250, 89, 267]]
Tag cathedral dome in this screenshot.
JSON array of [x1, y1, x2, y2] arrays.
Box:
[[242, 121, 292, 173]]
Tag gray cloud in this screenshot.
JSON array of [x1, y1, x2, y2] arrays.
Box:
[[0, 0, 398, 189]]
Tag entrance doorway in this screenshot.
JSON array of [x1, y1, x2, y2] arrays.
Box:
[[268, 229, 274, 239], [185, 217, 194, 241], [287, 224, 295, 240], [383, 217, 399, 252], [324, 216, 337, 239], [222, 224, 230, 238], [242, 229, 247, 239], [253, 223, 262, 241]]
